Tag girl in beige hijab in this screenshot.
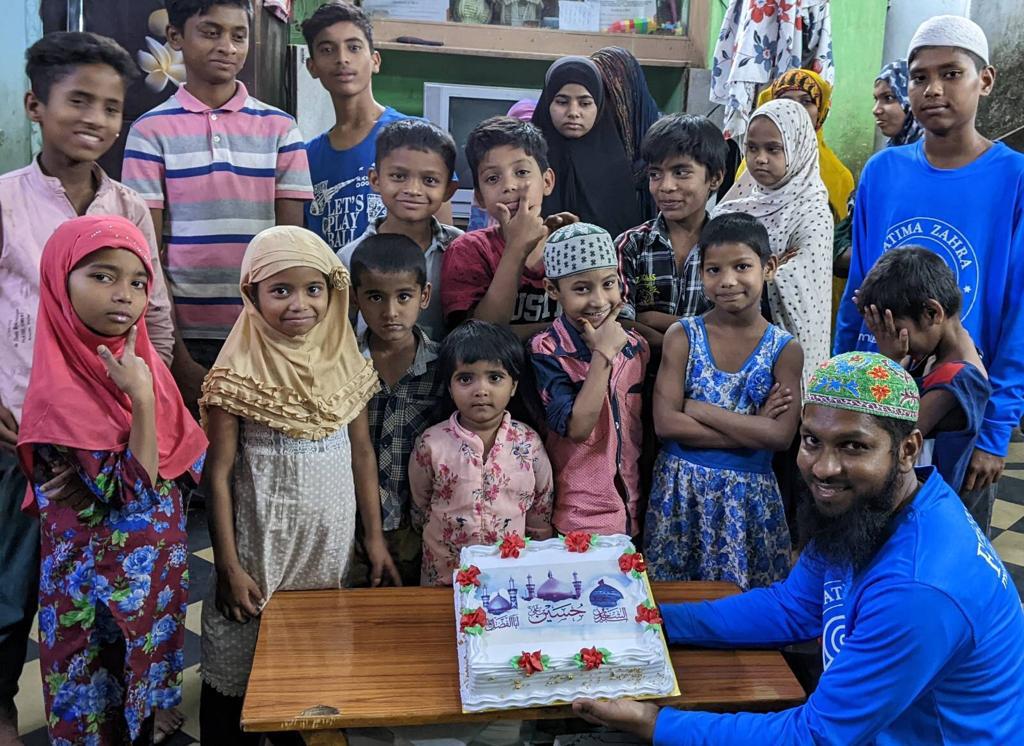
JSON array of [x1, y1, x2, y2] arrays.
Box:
[[197, 226, 397, 743]]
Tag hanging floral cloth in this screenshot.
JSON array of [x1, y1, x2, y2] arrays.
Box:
[[263, 0, 292, 23], [710, 0, 834, 142]]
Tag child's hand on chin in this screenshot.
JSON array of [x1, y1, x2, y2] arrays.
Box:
[[495, 200, 548, 257], [97, 326, 154, 403], [580, 302, 628, 364]]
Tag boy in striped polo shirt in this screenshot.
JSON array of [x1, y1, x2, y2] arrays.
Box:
[[122, 0, 313, 407]]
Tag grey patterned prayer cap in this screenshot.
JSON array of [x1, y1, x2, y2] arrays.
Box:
[[544, 222, 618, 280]]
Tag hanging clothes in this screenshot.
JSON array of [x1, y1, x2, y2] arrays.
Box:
[[710, 0, 834, 142], [532, 56, 642, 239]]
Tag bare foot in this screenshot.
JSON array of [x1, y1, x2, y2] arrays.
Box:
[[153, 707, 185, 744]]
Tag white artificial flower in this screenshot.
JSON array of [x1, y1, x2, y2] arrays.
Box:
[[148, 9, 169, 39], [137, 36, 186, 93]]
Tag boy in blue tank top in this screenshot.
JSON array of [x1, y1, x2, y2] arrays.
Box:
[[834, 16, 1024, 533]]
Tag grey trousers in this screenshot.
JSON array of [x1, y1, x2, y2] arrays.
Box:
[[962, 481, 998, 537]]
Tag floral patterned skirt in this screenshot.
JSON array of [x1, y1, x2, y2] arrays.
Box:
[[35, 449, 192, 745], [643, 449, 791, 590]]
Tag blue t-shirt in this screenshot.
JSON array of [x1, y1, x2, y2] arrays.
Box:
[[834, 140, 1024, 457], [304, 107, 411, 251], [917, 361, 991, 493], [655, 467, 1024, 744]]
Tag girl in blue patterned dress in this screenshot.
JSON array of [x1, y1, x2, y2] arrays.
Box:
[[644, 213, 804, 589], [16, 216, 207, 744]]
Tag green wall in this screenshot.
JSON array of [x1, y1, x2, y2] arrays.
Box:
[[704, 0, 887, 175], [824, 0, 887, 174], [372, 51, 685, 117]]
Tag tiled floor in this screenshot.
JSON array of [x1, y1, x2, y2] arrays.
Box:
[[14, 434, 1024, 744]]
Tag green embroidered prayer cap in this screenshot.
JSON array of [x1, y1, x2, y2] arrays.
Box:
[[804, 352, 919, 422]]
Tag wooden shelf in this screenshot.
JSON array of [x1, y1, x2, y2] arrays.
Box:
[[372, 14, 708, 68]]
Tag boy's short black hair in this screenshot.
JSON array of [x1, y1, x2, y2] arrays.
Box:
[[908, 45, 987, 72], [856, 246, 962, 320], [375, 120, 457, 181], [465, 116, 549, 182], [26, 31, 137, 104], [301, 1, 374, 50], [698, 212, 772, 265], [166, 0, 254, 30], [350, 234, 427, 289], [640, 114, 728, 179]]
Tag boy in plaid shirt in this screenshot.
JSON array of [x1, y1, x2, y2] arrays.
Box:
[[617, 114, 727, 348], [349, 234, 445, 585]]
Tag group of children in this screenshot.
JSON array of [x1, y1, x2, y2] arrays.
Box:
[[1, 1, 1022, 744]]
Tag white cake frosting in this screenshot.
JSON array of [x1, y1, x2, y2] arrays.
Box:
[[454, 534, 677, 712]]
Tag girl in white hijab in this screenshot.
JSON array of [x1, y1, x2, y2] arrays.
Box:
[[713, 98, 833, 384]]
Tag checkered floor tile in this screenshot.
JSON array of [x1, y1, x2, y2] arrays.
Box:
[[15, 437, 1024, 743]]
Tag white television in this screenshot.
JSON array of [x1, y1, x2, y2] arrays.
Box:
[[423, 82, 541, 221]]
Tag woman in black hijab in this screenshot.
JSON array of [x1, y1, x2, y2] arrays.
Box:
[[532, 56, 642, 239]]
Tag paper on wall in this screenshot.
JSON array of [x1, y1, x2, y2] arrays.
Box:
[[559, 0, 601, 32], [362, 0, 448, 22]]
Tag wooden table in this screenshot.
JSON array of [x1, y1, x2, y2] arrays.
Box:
[[242, 582, 805, 744]]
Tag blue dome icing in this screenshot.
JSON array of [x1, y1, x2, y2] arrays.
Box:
[[537, 571, 577, 602], [589, 579, 624, 608]]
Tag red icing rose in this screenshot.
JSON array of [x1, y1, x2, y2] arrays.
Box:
[[564, 531, 593, 553], [460, 608, 487, 632], [456, 565, 482, 588], [618, 552, 647, 575], [579, 646, 605, 670], [635, 603, 663, 626], [498, 533, 526, 559], [517, 650, 545, 676]]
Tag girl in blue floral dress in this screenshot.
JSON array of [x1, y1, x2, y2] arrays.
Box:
[[645, 213, 803, 590], [16, 216, 207, 745]]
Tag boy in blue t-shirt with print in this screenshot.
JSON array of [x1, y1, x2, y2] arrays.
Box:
[[834, 15, 1024, 533], [857, 247, 990, 496], [302, 2, 426, 251]]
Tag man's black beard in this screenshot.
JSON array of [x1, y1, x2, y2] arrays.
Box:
[[796, 460, 902, 573]]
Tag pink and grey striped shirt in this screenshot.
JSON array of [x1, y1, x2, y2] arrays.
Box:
[[122, 83, 313, 339]]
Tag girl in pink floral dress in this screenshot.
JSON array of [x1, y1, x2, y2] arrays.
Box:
[[17, 216, 207, 744], [410, 321, 554, 586]]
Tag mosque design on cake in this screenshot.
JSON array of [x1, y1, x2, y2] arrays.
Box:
[[526, 571, 583, 602], [589, 579, 628, 623]]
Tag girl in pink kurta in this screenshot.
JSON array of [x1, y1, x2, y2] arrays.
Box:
[[410, 321, 554, 586]]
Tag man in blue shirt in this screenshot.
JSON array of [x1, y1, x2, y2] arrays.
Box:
[[833, 16, 1024, 532], [573, 352, 1024, 744]]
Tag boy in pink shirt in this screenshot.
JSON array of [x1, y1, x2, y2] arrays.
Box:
[[0, 31, 175, 739], [530, 223, 648, 537]]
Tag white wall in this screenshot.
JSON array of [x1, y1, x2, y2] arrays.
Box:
[[881, 0, 971, 68]]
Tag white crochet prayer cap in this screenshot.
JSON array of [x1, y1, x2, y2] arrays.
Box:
[[544, 222, 617, 280], [907, 15, 989, 65]]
